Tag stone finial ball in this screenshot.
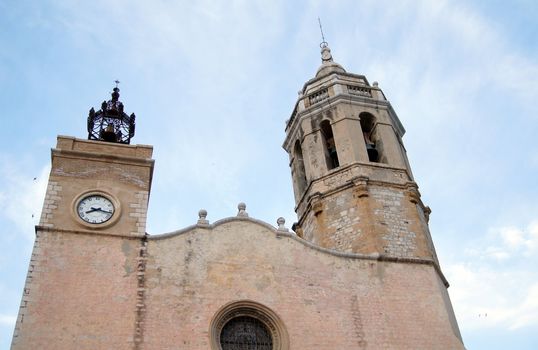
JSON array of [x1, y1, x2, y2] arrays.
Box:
[[373, 81, 379, 87], [277, 217, 285, 226], [238, 202, 246, 211], [198, 209, 207, 219]]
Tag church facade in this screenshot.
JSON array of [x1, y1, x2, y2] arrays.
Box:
[[11, 43, 464, 349]]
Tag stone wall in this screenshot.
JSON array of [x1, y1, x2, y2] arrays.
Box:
[[142, 219, 463, 349], [38, 181, 62, 228], [300, 174, 435, 260], [11, 230, 141, 349], [12, 218, 461, 349]]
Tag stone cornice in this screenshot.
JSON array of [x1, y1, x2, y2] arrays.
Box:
[[276, 230, 450, 287], [36, 215, 450, 289], [293, 161, 413, 213], [149, 216, 277, 240], [301, 71, 371, 94], [147, 216, 450, 288], [35, 225, 146, 239], [52, 148, 155, 168]]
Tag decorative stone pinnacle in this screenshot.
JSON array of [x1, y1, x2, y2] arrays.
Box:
[[320, 45, 333, 63], [237, 202, 248, 217], [198, 209, 209, 225], [277, 217, 288, 232]]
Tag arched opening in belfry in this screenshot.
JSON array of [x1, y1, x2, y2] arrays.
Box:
[[359, 112, 380, 163], [320, 120, 339, 170], [293, 140, 308, 195]]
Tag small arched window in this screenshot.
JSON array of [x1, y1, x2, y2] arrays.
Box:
[[320, 120, 339, 170], [359, 112, 380, 163], [293, 140, 307, 195]]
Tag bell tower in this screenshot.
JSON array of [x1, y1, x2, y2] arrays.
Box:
[[284, 42, 437, 262], [11, 85, 154, 349]]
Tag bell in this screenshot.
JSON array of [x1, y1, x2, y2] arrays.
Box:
[[100, 124, 118, 142], [366, 143, 378, 162]]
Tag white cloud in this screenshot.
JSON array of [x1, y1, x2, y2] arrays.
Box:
[[490, 222, 538, 257], [0, 156, 49, 239], [0, 314, 16, 328], [498, 226, 526, 249], [510, 282, 538, 330], [448, 264, 538, 331], [446, 219, 538, 331]]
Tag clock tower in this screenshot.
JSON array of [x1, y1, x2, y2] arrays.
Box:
[[11, 87, 154, 349]]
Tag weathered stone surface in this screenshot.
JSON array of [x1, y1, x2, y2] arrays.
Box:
[[12, 231, 140, 349], [39, 136, 154, 237], [13, 218, 463, 349], [145, 220, 462, 350]]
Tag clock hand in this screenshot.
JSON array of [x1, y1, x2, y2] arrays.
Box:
[[86, 207, 112, 215], [91, 207, 113, 215]]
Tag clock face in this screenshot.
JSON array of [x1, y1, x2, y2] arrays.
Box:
[[77, 195, 115, 224]]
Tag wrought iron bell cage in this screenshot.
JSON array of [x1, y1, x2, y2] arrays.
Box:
[[87, 87, 135, 144]]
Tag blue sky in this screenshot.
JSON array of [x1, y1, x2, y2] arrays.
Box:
[[1, 0, 537, 348]]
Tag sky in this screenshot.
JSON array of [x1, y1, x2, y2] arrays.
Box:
[[0, 0, 537, 348]]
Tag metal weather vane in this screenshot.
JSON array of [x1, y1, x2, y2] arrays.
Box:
[[318, 17, 328, 47], [317, 18, 333, 62]]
